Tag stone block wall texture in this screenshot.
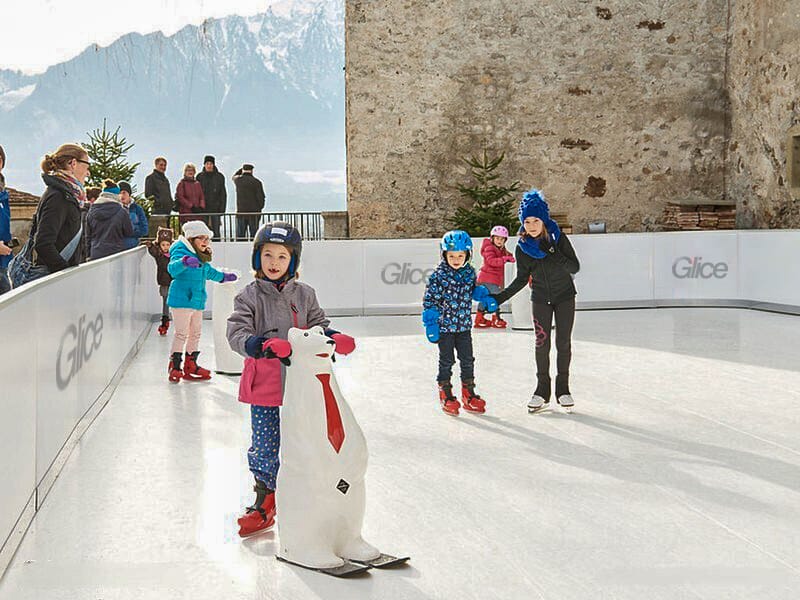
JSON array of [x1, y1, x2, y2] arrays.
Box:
[[727, 0, 800, 228], [345, 0, 730, 238]]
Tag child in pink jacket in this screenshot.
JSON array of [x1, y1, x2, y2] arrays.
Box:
[[475, 225, 515, 328], [226, 221, 356, 538]]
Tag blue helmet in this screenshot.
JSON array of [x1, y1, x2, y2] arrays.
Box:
[[252, 221, 303, 277], [440, 230, 473, 259]]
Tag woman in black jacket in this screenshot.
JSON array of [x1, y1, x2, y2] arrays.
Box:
[[491, 189, 581, 413], [34, 144, 90, 273]]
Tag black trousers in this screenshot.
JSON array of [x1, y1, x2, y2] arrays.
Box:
[[237, 215, 260, 241], [208, 214, 222, 240], [532, 297, 575, 399], [437, 331, 475, 383]]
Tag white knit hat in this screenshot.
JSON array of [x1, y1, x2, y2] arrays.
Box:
[[182, 220, 213, 239]]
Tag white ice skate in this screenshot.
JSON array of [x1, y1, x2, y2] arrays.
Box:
[[556, 394, 574, 413], [527, 395, 549, 413]]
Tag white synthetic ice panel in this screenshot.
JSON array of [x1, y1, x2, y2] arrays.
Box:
[[1, 309, 799, 599]]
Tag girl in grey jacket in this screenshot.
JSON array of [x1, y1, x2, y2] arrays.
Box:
[[226, 222, 356, 537]]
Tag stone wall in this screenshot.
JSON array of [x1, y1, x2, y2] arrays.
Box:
[[727, 0, 800, 228], [345, 0, 730, 238]]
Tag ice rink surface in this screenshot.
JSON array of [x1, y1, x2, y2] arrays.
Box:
[[1, 308, 799, 599]]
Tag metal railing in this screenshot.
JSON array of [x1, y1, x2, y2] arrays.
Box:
[[158, 212, 324, 242]]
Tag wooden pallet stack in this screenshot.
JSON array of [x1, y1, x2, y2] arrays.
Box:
[[662, 202, 736, 231], [549, 212, 572, 234]]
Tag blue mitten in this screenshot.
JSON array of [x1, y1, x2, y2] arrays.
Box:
[[244, 335, 268, 358], [421, 308, 441, 343], [473, 285, 498, 313]]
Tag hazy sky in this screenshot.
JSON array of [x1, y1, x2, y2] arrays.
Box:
[[0, 0, 297, 74]]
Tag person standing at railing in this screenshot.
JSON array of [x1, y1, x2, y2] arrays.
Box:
[[0, 144, 12, 294], [196, 155, 227, 241], [20, 144, 88, 279], [145, 156, 173, 220], [85, 180, 133, 260], [119, 181, 148, 249], [233, 163, 265, 241], [175, 163, 205, 225]]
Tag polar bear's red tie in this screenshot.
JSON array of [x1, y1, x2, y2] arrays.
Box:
[[315, 374, 345, 452]]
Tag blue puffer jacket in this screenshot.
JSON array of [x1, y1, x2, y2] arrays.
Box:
[[423, 262, 477, 334], [123, 202, 148, 250], [0, 188, 11, 269], [167, 237, 225, 310]]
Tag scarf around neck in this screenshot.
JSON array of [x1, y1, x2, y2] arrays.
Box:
[[52, 170, 87, 205], [517, 224, 562, 260]]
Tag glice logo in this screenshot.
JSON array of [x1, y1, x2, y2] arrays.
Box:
[[381, 262, 435, 285], [672, 257, 729, 279], [57, 314, 104, 389]]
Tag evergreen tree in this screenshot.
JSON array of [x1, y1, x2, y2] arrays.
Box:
[[450, 150, 520, 237], [84, 120, 153, 217]]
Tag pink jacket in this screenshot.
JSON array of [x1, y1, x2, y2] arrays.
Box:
[[477, 237, 512, 287]]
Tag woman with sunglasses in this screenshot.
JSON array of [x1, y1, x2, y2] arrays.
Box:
[[33, 143, 91, 274]]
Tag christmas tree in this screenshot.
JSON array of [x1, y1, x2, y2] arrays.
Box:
[[450, 150, 520, 237], [84, 120, 153, 217]]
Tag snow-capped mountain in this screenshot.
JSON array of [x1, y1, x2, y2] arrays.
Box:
[[0, 0, 345, 212]]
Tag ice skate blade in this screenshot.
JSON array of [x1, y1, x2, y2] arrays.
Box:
[[461, 406, 486, 414], [527, 404, 550, 414], [276, 555, 371, 577], [352, 553, 410, 568], [182, 374, 211, 381]]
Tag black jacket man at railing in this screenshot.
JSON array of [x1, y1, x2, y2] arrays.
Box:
[[196, 155, 227, 241], [232, 164, 266, 241]]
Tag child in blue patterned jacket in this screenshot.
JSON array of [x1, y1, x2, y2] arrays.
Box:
[[422, 230, 498, 416]]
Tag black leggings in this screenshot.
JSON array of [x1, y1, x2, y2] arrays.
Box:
[[532, 298, 575, 400]]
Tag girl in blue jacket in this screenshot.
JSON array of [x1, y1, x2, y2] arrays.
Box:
[[167, 219, 237, 382]]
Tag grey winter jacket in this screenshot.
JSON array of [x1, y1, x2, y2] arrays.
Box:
[[227, 278, 329, 357], [227, 278, 330, 407]]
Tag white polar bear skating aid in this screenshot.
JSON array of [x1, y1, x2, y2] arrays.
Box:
[[275, 326, 408, 576]]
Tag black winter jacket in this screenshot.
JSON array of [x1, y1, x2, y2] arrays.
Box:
[[493, 234, 580, 306], [233, 171, 266, 213], [86, 194, 134, 260], [144, 170, 173, 215], [147, 242, 172, 286], [33, 174, 84, 273], [196, 168, 227, 214]]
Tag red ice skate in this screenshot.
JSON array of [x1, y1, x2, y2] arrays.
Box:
[[473, 311, 491, 329], [490, 313, 507, 329], [157, 316, 170, 336], [461, 379, 486, 414], [183, 351, 211, 381], [438, 381, 460, 416], [238, 480, 276, 537], [168, 352, 183, 383]]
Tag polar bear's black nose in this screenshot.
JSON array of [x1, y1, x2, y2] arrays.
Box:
[[326, 339, 335, 346]]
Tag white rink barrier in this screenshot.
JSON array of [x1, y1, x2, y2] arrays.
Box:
[[206, 230, 800, 321], [0, 247, 158, 576]]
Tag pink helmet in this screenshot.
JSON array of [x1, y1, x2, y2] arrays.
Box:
[[490, 225, 509, 238]]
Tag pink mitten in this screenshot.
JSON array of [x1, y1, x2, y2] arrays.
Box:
[[331, 333, 356, 355], [262, 338, 292, 359]]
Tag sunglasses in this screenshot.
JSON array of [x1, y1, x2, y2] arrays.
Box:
[[75, 158, 91, 166]]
